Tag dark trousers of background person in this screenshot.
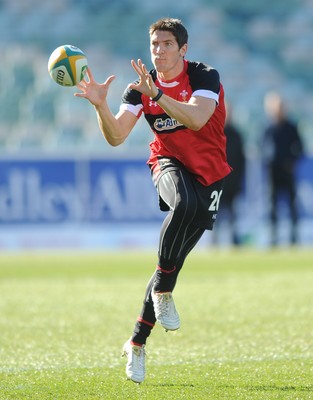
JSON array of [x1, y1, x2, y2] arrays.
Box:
[[269, 165, 298, 246]]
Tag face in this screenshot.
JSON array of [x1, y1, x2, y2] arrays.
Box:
[[150, 30, 187, 79], [264, 93, 285, 121]]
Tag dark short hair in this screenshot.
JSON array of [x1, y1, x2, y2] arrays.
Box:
[[149, 18, 188, 49]]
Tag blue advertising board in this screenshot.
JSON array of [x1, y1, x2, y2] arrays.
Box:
[[0, 155, 312, 249], [0, 157, 162, 225]]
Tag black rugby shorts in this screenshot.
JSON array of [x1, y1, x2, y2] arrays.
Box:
[[150, 157, 225, 230]]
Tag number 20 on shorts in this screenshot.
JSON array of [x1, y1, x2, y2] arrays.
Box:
[[208, 190, 223, 211]]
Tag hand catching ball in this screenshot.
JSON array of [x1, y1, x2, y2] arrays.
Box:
[[48, 45, 88, 87]]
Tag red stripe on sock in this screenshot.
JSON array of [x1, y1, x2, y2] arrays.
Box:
[[130, 340, 143, 347], [137, 317, 155, 327], [156, 265, 177, 274]]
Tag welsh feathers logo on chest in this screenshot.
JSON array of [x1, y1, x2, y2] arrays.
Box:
[[180, 90, 189, 102]]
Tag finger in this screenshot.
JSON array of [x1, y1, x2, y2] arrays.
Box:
[[135, 58, 145, 72], [138, 59, 147, 74], [76, 82, 86, 90], [104, 75, 116, 86], [141, 63, 148, 74], [146, 73, 153, 84], [86, 67, 94, 82], [77, 80, 87, 88], [131, 59, 142, 75], [127, 83, 135, 91], [73, 91, 86, 98]]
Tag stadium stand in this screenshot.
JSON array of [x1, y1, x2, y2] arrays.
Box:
[[0, 0, 312, 154]]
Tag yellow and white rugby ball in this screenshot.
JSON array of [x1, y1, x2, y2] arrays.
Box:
[[48, 45, 88, 87]]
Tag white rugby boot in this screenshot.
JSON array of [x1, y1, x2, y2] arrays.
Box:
[[151, 290, 180, 331], [122, 339, 145, 383]]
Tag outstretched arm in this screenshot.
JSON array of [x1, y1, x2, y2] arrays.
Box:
[[74, 68, 137, 146]]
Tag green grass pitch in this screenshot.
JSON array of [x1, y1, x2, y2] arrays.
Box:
[[0, 248, 312, 399]]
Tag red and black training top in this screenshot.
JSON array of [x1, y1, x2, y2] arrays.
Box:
[[120, 59, 232, 187]]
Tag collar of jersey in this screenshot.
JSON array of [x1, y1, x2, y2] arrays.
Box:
[[159, 80, 179, 88]]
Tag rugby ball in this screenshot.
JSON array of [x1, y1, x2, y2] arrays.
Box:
[[48, 45, 88, 87]]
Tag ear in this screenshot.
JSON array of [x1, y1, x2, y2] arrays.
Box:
[[180, 43, 188, 57]]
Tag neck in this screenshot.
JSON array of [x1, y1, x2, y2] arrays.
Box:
[[157, 59, 185, 81]]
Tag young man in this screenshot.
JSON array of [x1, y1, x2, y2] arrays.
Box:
[[75, 17, 231, 383]]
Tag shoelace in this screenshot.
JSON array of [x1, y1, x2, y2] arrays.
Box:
[[155, 294, 172, 317], [131, 346, 145, 369]]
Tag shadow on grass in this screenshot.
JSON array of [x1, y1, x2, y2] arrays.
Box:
[[243, 384, 313, 392], [149, 383, 195, 388]]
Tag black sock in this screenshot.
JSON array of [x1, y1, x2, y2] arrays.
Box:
[[131, 316, 155, 345], [153, 264, 177, 292]]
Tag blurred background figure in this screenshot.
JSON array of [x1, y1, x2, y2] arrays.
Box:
[[263, 92, 304, 246], [215, 102, 246, 246]]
